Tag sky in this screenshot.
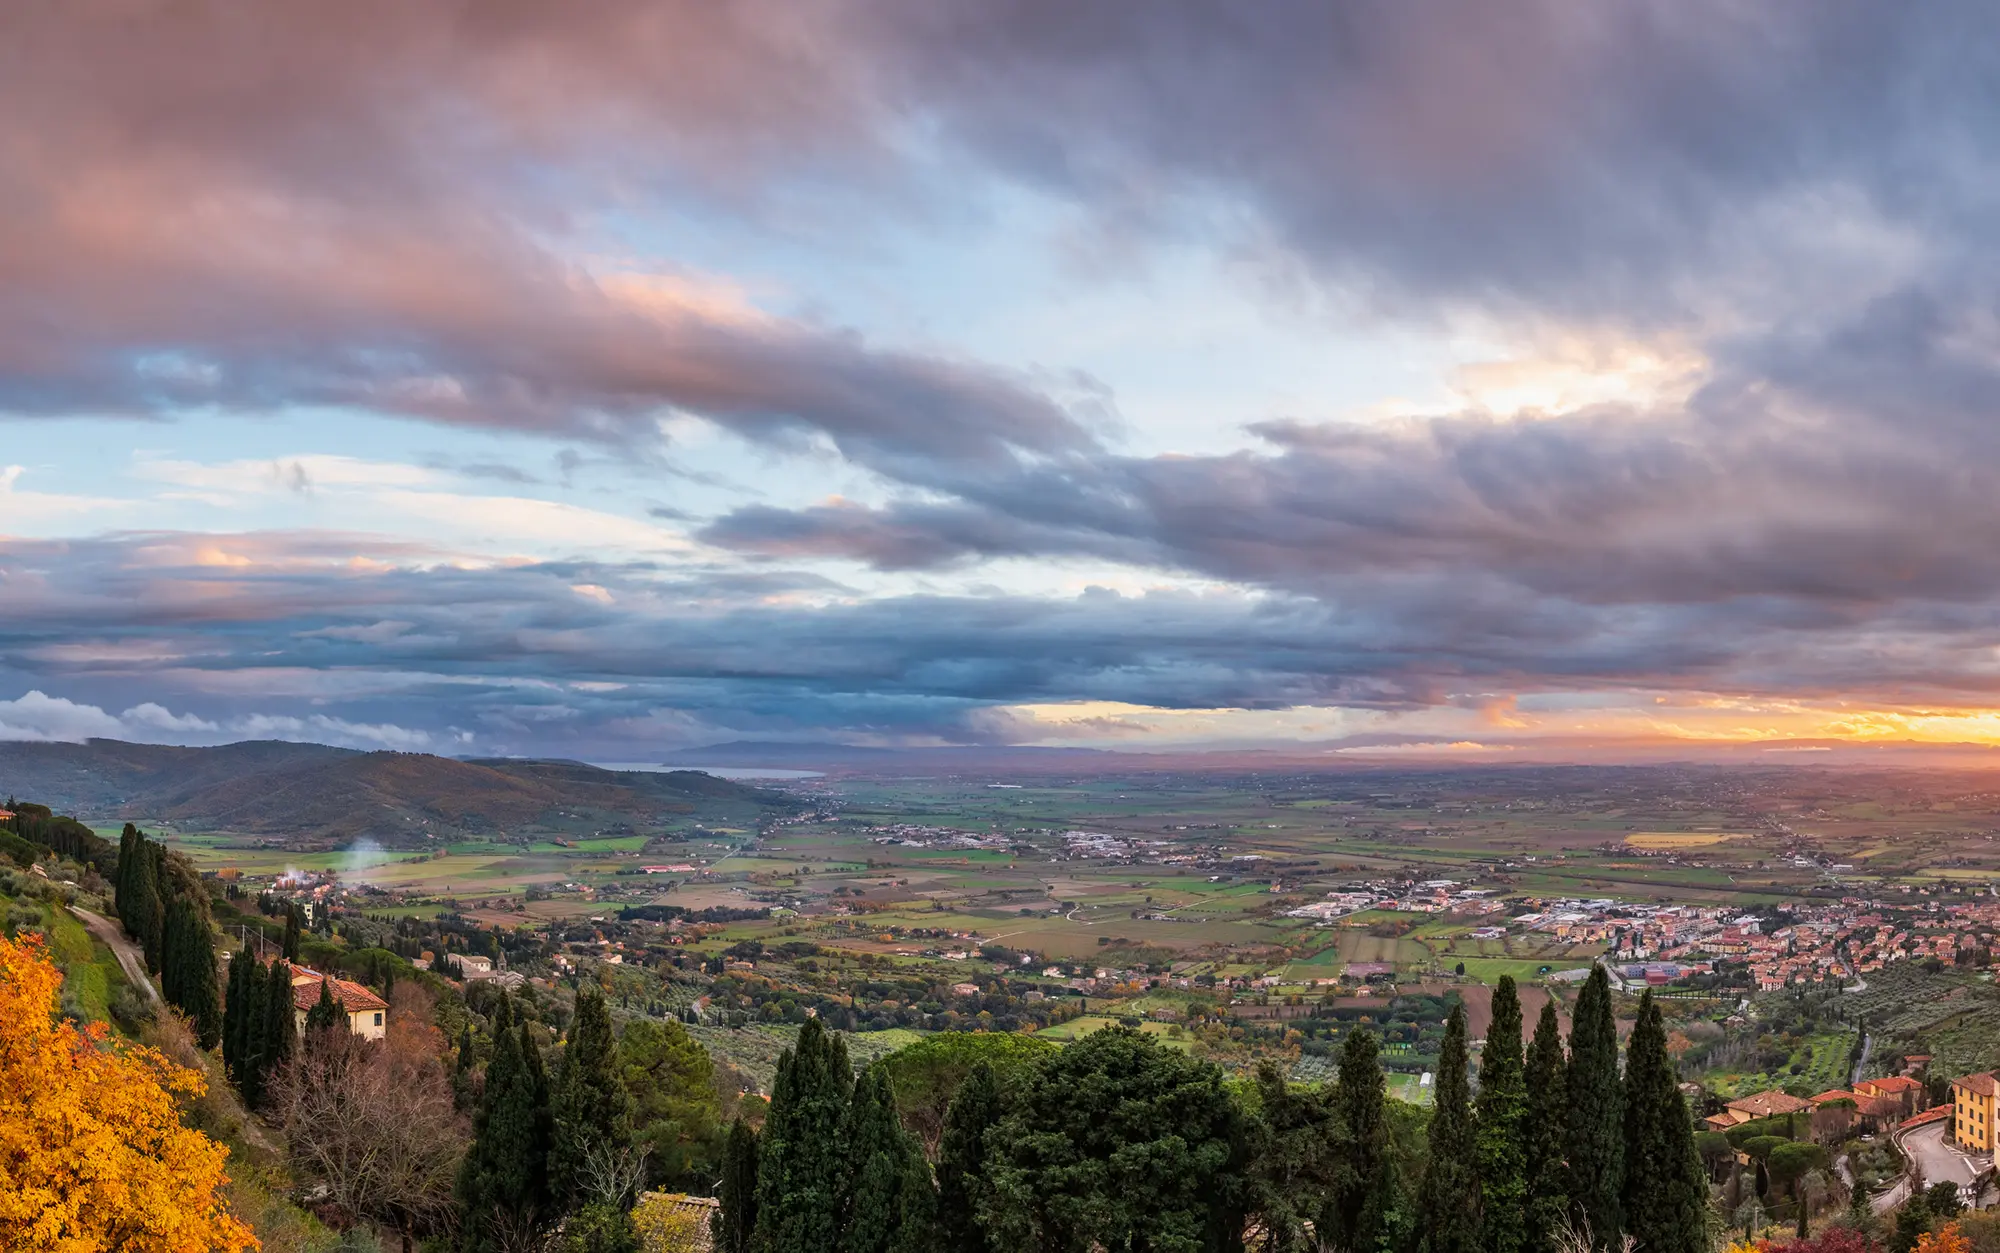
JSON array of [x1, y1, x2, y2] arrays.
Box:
[[9, 2, 2000, 762]]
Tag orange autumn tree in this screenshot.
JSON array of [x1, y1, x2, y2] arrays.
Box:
[[1918, 1224, 1970, 1253], [0, 932, 257, 1252]]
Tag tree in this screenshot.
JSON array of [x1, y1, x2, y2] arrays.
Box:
[[271, 984, 466, 1246], [1890, 1195, 1931, 1253], [712, 1118, 759, 1253], [1621, 990, 1709, 1253], [304, 976, 345, 1043], [174, 897, 222, 1050], [1523, 999, 1571, 1253], [122, 832, 164, 972], [842, 1064, 938, 1253], [753, 1016, 855, 1253], [877, 1030, 1053, 1155], [1477, 977, 1529, 1253], [459, 994, 554, 1251], [0, 931, 257, 1251], [1926, 1181, 1965, 1222], [981, 1026, 1247, 1253], [455, 1023, 480, 1113], [551, 990, 635, 1211], [617, 1017, 723, 1190], [1917, 1222, 1971, 1253], [221, 952, 250, 1077], [1327, 1026, 1394, 1253], [1566, 967, 1623, 1247], [1244, 1059, 1342, 1252], [252, 957, 297, 1108], [936, 1061, 1003, 1253], [283, 905, 301, 962], [1419, 1001, 1481, 1253]]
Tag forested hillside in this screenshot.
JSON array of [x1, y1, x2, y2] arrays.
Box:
[[0, 739, 789, 845]]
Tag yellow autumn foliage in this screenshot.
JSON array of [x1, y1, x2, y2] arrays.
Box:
[[632, 1191, 710, 1253], [0, 931, 258, 1252]]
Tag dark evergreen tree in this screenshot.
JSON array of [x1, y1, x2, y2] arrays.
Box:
[[1246, 1059, 1342, 1253], [304, 976, 344, 1043], [550, 989, 634, 1210], [282, 905, 301, 962], [113, 824, 138, 918], [122, 833, 163, 971], [1887, 1194, 1929, 1253], [252, 958, 296, 1108], [459, 995, 554, 1251], [160, 894, 187, 1007], [1523, 999, 1572, 1253], [1326, 1027, 1392, 1253], [1476, 977, 1528, 1253], [841, 1064, 938, 1253], [1565, 967, 1623, 1248], [142, 842, 168, 970], [171, 896, 222, 1050], [454, 1024, 479, 1112], [980, 1026, 1246, 1253], [753, 1016, 854, 1253], [712, 1118, 760, 1253], [1418, 1002, 1480, 1253], [1620, 991, 1710, 1253], [935, 1061, 1002, 1253], [222, 952, 248, 1076]]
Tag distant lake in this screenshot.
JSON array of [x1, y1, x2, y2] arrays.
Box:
[[595, 762, 825, 780]]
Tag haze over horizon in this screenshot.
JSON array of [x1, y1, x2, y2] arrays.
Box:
[[10, 3, 2000, 763]]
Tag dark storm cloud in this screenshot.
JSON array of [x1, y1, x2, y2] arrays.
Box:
[[11, 531, 2000, 754]]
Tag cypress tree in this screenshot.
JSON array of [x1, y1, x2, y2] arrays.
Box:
[[253, 958, 297, 1107], [1620, 992, 1708, 1253], [1523, 1000, 1572, 1253], [754, 1016, 854, 1253], [936, 1061, 1003, 1253], [1419, 1002, 1481, 1253], [222, 953, 247, 1075], [142, 842, 168, 970], [842, 1065, 937, 1253], [160, 895, 186, 1007], [124, 835, 163, 970], [174, 899, 222, 1050], [712, 1118, 760, 1253], [459, 995, 554, 1251], [114, 824, 138, 918], [282, 906, 301, 962], [1327, 1026, 1391, 1253], [1477, 978, 1529, 1253], [1566, 967, 1623, 1247], [304, 976, 344, 1043], [454, 1024, 478, 1112], [234, 957, 268, 1098], [550, 989, 634, 1209]]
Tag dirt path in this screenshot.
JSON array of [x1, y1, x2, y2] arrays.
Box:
[[69, 906, 159, 1004]]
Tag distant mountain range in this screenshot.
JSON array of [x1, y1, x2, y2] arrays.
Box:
[[0, 739, 788, 846], [660, 740, 1114, 770]]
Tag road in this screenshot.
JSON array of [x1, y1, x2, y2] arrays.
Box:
[[68, 906, 159, 1004], [1896, 1120, 1984, 1209]]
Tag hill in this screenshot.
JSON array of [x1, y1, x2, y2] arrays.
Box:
[[0, 740, 792, 847]]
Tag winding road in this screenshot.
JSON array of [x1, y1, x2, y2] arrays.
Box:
[[68, 906, 158, 1004]]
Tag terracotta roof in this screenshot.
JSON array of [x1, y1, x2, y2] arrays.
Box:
[[1859, 1075, 1921, 1094], [1953, 1072, 2000, 1097], [291, 969, 389, 1013], [1725, 1090, 1815, 1118], [1810, 1090, 1860, 1105], [1904, 1105, 1953, 1128]]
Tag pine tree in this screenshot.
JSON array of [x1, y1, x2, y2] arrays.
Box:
[[458, 995, 554, 1251], [753, 1016, 854, 1253], [1523, 999, 1572, 1253], [936, 1061, 1002, 1253], [550, 989, 634, 1210], [1326, 1026, 1391, 1253], [1477, 977, 1528, 1253], [1621, 991, 1708, 1253], [712, 1118, 760, 1253], [1566, 967, 1623, 1248], [842, 1065, 937, 1253], [1419, 1002, 1481, 1253]]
